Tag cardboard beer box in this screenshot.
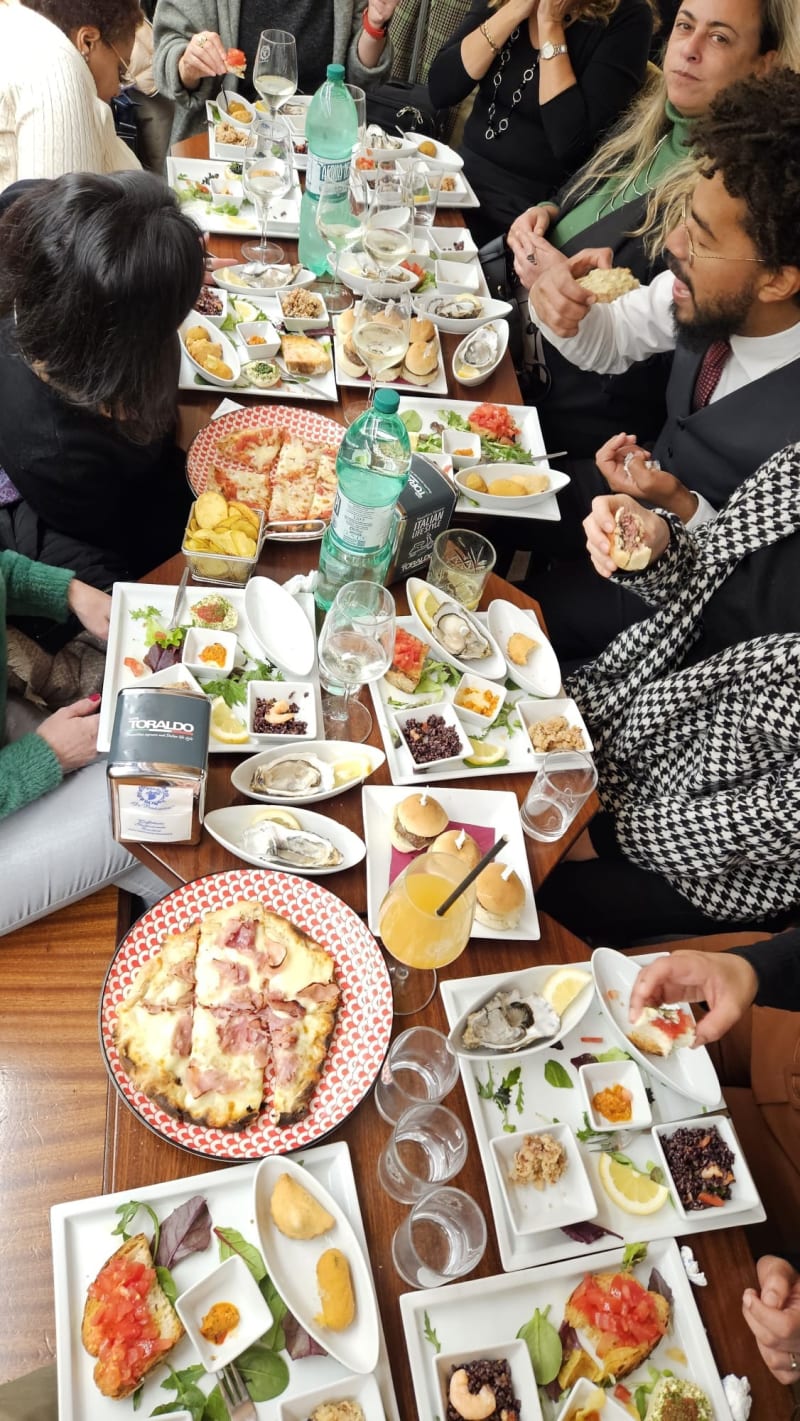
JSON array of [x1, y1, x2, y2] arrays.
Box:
[[107, 687, 210, 845], [387, 453, 457, 584]]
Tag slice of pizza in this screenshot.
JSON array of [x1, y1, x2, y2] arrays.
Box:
[[261, 909, 340, 1125], [268, 437, 318, 524], [181, 1004, 265, 1129], [194, 899, 271, 1010], [113, 923, 199, 1113], [307, 447, 339, 524], [214, 426, 285, 474]]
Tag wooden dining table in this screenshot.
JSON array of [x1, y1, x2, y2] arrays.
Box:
[[0, 136, 791, 1419]]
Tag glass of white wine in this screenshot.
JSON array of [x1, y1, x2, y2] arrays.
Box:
[[241, 116, 294, 265], [346, 291, 411, 424], [315, 173, 367, 314], [317, 581, 396, 742], [253, 29, 298, 118], [379, 854, 477, 1015], [363, 171, 414, 279]]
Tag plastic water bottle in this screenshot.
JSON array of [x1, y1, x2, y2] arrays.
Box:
[[316, 389, 412, 612], [298, 63, 358, 276]]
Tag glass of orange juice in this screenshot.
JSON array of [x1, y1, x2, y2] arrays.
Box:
[[378, 853, 476, 1015]]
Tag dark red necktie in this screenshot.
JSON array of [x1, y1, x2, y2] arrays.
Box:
[[691, 339, 731, 411]]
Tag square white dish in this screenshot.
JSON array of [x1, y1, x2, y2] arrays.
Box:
[[362, 784, 539, 942], [278, 1372, 385, 1421], [51, 1142, 399, 1421], [427, 225, 479, 261], [435, 1340, 540, 1421], [176, 1253, 273, 1371], [579, 1059, 652, 1131], [392, 701, 473, 774], [555, 1377, 633, 1421], [517, 696, 593, 762], [490, 1123, 597, 1236], [247, 680, 317, 741], [651, 1113, 760, 1221]]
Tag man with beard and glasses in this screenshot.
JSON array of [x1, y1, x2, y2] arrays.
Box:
[[524, 69, 800, 661]]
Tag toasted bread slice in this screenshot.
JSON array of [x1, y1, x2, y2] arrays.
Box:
[[82, 1234, 184, 1398], [563, 1270, 670, 1380], [280, 333, 332, 376], [629, 1005, 696, 1057]]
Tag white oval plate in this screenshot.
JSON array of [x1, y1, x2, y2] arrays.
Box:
[[455, 461, 570, 509], [591, 947, 722, 1107], [446, 963, 593, 1062], [179, 314, 241, 388], [231, 740, 386, 805], [452, 321, 509, 389], [413, 292, 512, 335], [204, 804, 366, 874], [412, 134, 464, 172], [487, 599, 561, 697], [406, 577, 507, 681], [244, 576, 315, 676], [212, 265, 316, 296], [339, 255, 418, 298], [253, 1155, 380, 1373]]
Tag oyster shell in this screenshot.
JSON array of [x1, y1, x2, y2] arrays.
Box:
[[431, 601, 491, 660], [250, 753, 335, 797], [461, 324, 499, 369], [241, 820, 343, 868], [429, 294, 483, 321], [462, 990, 560, 1052]]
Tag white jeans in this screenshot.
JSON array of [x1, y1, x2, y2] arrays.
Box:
[[0, 697, 167, 936]]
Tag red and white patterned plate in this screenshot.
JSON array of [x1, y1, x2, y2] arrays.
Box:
[[100, 867, 393, 1160], [186, 405, 345, 542]]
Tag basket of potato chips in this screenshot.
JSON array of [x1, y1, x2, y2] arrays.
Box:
[[182, 491, 264, 585]]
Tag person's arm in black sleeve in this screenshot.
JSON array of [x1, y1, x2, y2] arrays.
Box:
[[731, 928, 800, 1012]]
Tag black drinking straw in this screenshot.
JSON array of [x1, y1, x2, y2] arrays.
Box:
[[434, 833, 509, 917]]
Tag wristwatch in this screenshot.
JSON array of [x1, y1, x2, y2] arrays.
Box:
[[540, 41, 569, 58]]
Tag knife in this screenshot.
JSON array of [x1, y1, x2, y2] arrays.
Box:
[[167, 566, 190, 630]]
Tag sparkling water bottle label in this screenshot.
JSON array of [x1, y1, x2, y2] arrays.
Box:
[[305, 154, 351, 200], [331, 488, 394, 550]]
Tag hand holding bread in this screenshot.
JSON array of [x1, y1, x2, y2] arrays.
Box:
[[583, 494, 669, 579], [528, 249, 615, 337], [630, 949, 759, 1048]]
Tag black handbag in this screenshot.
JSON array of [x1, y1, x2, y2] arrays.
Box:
[[478, 234, 551, 403], [365, 79, 446, 138]]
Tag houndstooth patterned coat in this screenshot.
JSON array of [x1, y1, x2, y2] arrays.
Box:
[[566, 442, 800, 925]]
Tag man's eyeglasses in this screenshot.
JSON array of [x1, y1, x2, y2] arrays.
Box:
[[105, 39, 135, 87], [680, 196, 764, 267]]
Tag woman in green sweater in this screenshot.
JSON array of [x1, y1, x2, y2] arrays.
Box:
[[0, 551, 164, 933]]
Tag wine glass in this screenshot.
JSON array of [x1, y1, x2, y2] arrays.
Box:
[[315, 172, 367, 314], [346, 291, 411, 424], [379, 853, 477, 1015], [317, 581, 396, 742], [345, 83, 367, 145], [241, 116, 295, 265], [253, 29, 298, 118], [363, 172, 414, 279]]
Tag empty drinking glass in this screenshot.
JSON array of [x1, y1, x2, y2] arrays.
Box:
[[374, 1025, 460, 1123], [520, 751, 598, 842], [391, 1186, 487, 1288], [409, 163, 443, 226], [377, 1102, 468, 1203]]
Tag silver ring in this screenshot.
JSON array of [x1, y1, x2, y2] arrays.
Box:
[[791, 1353, 799, 1371], [197, 33, 208, 47], [623, 450, 636, 473]]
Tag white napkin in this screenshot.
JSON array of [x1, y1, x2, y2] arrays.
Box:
[[723, 1374, 752, 1421], [211, 398, 246, 419], [283, 571, 318, 596], [680, 1244, 708, 1286]]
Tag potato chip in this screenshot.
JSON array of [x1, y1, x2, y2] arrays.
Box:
[[231, 531, 256, 556], [194, 491, 229, 530]]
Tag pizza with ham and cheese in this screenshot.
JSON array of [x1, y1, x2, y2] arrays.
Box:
[[114, 900, 339, 1130], [208, 426, 340, 526]]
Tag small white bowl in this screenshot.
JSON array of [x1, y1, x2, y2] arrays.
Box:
[[175, 1254, 273, 1372], [651, 1114, 760, 1221], [182, 627, 237, 680], [436, 257, 480, 292], [555, 1377, 632, 1421], [452, 672, 507, 729], [452, 321, 509, 389], [490, 1123, 597, 1237], [579, 1059, 652, 1132], [454, 462, 570, 510], [435, 1341, 539, 1421], [393, 701, 473, 774], [442, 429, 481, 470], [216, 92, 256, 129], [210, 176, 244, 214], [278, 1373, 385, 1421], [147, 663, 204, 696], [236, 319, 281, 357], [339, 255, 417, 299], [246, 680, 316, 741], [179, 314, 241, 388], [277, 287, 329, 331], [413, 291, 512, 335], [428, 226, 478, 263], [192, 286, 228, 326], [276, 94, 311, 135], [517, 696, 593, 762]]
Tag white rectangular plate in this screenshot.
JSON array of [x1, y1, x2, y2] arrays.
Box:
[[368, 614, 540, 785], [97, 583, 322, 756], [332, 340, 450, 397], [394, 397, 562, 522], [400, 1238, 732, 1421], [167, 156, 301, 237], [51, 1142, 399, 1421], [440, 958, 763, 1273], [180, 336, 337, 402], [362, 783, 539, 941]]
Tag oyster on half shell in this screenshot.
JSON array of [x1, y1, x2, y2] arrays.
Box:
[[250, 753, 335, 797], [429, 294, 483, 321], [431, 601, 491, 660], [460, 324, 499, 370], [241, 819, 342, 868], [462, 990, 560, 1052]]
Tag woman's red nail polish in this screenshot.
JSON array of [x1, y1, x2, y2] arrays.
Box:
[[90, 693, 101, 702]]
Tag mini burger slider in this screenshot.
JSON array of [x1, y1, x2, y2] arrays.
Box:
[[611, 504, 651, 571], [430, 827, 482, 871], [402, 338, 439, 386], [336, 307, 367, 379], [475, 860, 525, 930], [390, 792, 449, 853]]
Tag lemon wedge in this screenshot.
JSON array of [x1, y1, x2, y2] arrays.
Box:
[[598, 1153, 668, 1215], [541, 966, 591, 1016], [463, 737, 505, 768], [250, 807, 301, 829], [209, 697, 249, 744], [414, 587, 440, 632], [332, 755, 371, 787]]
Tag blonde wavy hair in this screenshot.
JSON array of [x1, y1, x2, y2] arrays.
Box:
[[489, 0, 624, 23], [558, 0, 800, 257]]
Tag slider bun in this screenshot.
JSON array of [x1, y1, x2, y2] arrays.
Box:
[[390, 793, 449, 852], [429, 828, 482, 871], [402, 339, 439, 385], [611, 505, 652, 571], [474, 860, 525, 930], [410, 316, 435, 343], [337, 307, 356, 337]]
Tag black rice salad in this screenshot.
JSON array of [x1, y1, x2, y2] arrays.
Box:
[[661, 1124, 735, 1210], [253, 696, 308, 736], [401, 713, 463, 765], [446, 1359, 521, 1421], [194, 286, 223, 316]]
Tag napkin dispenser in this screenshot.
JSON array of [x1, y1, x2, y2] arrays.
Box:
[[387, 453, 457, 584], [107, 687, 210, 845]]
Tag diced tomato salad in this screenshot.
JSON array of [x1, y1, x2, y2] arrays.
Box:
[[467, 402, 520, 444], [570, 1273, 664, 1349], [87, 1254, 172, 1394], [392, 627, 428, 675]]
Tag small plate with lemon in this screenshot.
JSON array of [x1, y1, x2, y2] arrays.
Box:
[[204, 804, 366, 875], [232, 741, 385, 807], [446, 963, 593, 1061]]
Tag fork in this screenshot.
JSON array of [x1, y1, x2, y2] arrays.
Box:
[[216, 1362, 257, 1421]]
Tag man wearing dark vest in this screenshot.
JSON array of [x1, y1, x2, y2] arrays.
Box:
[[525, 69, 800, 660]]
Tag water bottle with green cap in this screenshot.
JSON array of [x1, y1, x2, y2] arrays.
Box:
[[299, 63, 358, 276]]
